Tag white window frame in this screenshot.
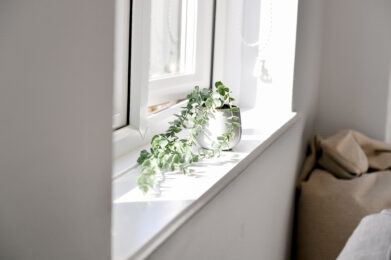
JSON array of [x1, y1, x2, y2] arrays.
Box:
[[113, 0, 216, 159], [112, 0, 131, 129]]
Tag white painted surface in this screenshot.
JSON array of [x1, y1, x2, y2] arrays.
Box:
[[212, 0, 243, 101], [315, 0, 391, 141], [112, 110, 297, 260], [147, 119, 304, 260], [293, 0, 324, 141], [0, 1, 114, 259], [252, 0, 299, 114], [113, 0, 130, 129]]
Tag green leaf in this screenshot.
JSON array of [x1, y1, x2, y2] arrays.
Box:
[[151, 134, 160, 143], [215, 81, 223, 87], [217, 86, 226, 96], [205, 99, 213, 108], [213, 99, 222, 108], [137, 149, 150, 164], [160, 139, 168, 148], [142, 159, 152, 167], [231, 107, 239, 112], [212, 92, 220, 99]]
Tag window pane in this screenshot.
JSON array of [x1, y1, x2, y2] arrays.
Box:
[[149, 0, 196, 79], [146, 0, 213, 112]]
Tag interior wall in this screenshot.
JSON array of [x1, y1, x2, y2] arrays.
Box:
[[147, 0, 324, 259], [0, 1, 114, 259], [315, 0, 391, 141], [292, 0, 324, 142]]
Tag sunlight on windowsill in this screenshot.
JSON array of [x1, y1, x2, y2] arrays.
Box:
[[114, 152, 246, 203]]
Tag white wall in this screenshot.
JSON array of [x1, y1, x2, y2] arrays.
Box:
[[315, 0, 391, 141], [147, 0, 324, 259], [0, 1, 114, 259]]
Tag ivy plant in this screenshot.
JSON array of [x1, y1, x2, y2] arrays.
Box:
[[137, 81, 240, 193]]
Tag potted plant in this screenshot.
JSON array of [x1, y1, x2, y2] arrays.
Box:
[[137, 81, 242, 192], [196, 103, 241, 150]]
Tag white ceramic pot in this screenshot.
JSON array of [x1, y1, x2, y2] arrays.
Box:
[[196, 106, 242, 150]]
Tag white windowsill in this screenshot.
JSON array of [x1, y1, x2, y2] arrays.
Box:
[[112, 109, 299, 260]]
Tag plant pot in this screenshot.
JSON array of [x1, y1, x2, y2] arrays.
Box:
[[196, 106, 242, 150]]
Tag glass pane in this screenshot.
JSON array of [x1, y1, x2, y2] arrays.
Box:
[[150, 0, 196, 79], [150, 0, 182, 78]]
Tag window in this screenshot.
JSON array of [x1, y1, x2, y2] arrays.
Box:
[[112, 0, 301, 257], [148, 0, 214, 113], [113, 0, 298, 160], [112, 0, 215, 130]]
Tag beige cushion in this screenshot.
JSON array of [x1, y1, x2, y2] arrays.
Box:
[[297, 169, 391, 260], [320, 130, 368, 176], [296, 130, 391, 260]]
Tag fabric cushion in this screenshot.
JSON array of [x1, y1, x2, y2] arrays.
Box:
[[296, 130, 391, 260]]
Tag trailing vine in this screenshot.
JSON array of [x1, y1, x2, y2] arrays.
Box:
[[137, 81, 240, 193]]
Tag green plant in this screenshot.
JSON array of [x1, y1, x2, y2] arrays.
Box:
[[137, 81, 240, 192]]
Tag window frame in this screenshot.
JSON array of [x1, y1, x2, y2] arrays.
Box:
[[113, 0, 299, 164], [113, 0, 218, 159], [112, 0, 131, 129], [147, 0, 214, 107]]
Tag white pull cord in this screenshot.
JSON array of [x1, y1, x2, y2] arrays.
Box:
[[241, 0, 273, 83]]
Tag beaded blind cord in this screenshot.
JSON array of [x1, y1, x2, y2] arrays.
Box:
[[150, 0, 181, 75], [165, 0, 180, 73], [241, 0, 273, 83]]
